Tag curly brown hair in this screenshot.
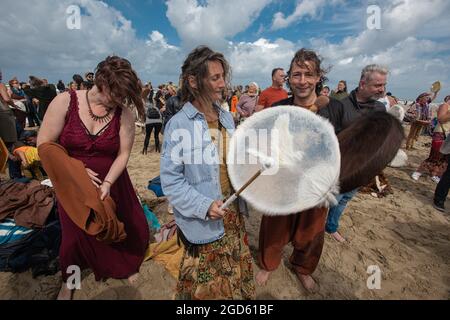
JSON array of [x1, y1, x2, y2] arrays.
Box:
[[180, 46, 231, 105], [94, 56, 144, 121]]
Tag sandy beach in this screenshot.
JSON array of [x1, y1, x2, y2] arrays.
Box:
[[1, 125, 449, 300]]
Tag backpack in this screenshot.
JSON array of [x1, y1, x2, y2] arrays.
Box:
[[147, 175, 164, 197], [0, 219, 61, 277], [147, 106, 161, 119]]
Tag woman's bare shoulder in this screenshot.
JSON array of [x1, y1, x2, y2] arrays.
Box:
[[47, 91, 72, 115], [120, 105, 136, 122], [52, 92, 70, 107], [53, 91, 71, 105]]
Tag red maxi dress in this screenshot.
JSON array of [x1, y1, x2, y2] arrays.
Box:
[[57, 90, 149, 282]]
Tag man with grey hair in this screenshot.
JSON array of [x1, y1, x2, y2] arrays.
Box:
[[325, 64, 388, 243], [339, 64, 388, 127]]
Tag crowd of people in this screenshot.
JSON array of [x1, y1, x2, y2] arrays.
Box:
[[0, 44, 449, 301]]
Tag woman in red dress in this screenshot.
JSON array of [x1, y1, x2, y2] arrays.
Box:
[[37, 56, 149, 299]]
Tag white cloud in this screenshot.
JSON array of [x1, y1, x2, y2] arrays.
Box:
[[0, 0, 182, 85], [0, 0, 282, 88], [319, 37, 450, 98], [226, 38, 297, 86], [271, 0, 343, 30], [307, 0, 450, 98], [0, 0, 449, 99], [0, 0, 284, 88], [338, 57, 353, 65], [166, 0, 272, 49]]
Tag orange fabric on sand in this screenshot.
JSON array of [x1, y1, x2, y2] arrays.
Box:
[[145, 232, 184, 279]]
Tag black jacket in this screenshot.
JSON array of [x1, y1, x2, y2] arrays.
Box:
[[273, 89, 386, 133], [272, 96, 346, 133], [164, 94, 183, 126], [340, 89, 386, 129], [23, 85, 57, 119]]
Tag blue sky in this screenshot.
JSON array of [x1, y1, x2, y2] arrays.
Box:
[[104, 0, 182, 43], [1, 0, 449, 100], [103, 0, 362, 47]]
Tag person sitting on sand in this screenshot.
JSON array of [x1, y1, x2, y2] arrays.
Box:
[[13, 131, 44, 180]]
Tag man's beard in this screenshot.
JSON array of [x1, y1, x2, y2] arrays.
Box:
[[370, 93, 384, 100]]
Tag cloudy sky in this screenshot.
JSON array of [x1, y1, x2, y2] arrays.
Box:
[[1, 0, 449, 100]]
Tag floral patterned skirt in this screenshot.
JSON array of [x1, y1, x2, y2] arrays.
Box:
[[417, 132, 448, 177], [175, 210, 255, 300]]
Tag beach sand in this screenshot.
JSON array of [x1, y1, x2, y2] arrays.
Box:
[[1, 125, 449, 300]]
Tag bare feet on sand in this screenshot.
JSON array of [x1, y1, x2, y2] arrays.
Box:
[[256, 269, 271, 286], [296, 273, 318, 293], [128, 273, 140, 285], [57, 283, 73, 300], [330, 231, 346, 243]]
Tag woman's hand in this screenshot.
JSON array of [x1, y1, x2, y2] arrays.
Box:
[[86, 168, 102, 187], [207, 200, 226, 220], [99, 182, 111, 201]]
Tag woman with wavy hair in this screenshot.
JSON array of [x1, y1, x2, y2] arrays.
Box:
[[160, 46, 255, 300], [37, 56, 149, 299]]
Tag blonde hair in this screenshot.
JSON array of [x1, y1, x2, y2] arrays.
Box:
[[248, 82, 259, 91], [167, 85, 177, 94]]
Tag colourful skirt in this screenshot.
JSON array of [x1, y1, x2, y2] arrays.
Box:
[[175, 210, 255, 300], [417, 132, 448, 177]]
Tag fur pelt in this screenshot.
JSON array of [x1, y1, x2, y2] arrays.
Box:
[[359, 172, 393, 198], [338, 111, 405, 194]]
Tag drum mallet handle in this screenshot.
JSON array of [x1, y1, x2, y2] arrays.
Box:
[[220, 169, 262, 210]]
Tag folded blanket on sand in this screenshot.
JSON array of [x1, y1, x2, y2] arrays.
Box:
[[144, 220, 183, 279]]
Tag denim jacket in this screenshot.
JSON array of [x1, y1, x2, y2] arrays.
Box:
[[160, 102, 238, 244]]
